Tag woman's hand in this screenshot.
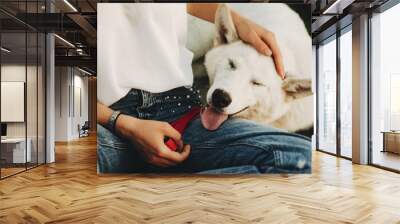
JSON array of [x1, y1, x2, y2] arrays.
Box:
[[232, 13, 285, 79], [115, 114, 191, 167]]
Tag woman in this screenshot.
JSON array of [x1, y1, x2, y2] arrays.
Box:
[[97, 3, 311, 174]]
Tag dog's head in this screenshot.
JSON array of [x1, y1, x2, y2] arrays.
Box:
[[201, 4, 312, 130]]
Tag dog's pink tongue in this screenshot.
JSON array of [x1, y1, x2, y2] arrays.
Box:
[[200, 106, 228, 131]]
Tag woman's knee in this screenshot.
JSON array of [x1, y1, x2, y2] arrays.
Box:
[[237, 133, 311, 172]]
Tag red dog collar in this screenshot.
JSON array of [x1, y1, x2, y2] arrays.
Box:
[[165, 107, 201, 151]]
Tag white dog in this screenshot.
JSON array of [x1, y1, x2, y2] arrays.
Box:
[[200, 3, 313, 132]]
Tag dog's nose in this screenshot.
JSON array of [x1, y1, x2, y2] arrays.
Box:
[[211, 89, 232, 108]]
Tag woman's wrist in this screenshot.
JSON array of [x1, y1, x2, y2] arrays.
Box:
[[115, 114, 140, 139]]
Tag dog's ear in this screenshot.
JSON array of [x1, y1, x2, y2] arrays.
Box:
[[282, 77, 312, 100], [214, 4, 239, 46]]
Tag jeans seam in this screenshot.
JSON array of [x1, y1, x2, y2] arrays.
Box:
[[190, 142, 278, 171], [190, 142, 273, 152], [190, 142, 309, 168], [273, 150, 282, 167], [186, 131, 311, 147], [98, 142, 128, 151], [190, 142, 277, 168]]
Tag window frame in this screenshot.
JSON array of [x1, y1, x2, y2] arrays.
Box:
[[315, 24, 353, 160], [367, 0, 400, 173]]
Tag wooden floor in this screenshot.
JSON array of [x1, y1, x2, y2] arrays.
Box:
[[1, 167, 26, 178], [373, 150, 400, 171], [1, 163, 45, 178], [1, 135, 400, 224]]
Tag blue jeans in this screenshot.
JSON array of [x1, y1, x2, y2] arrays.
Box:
[[98, 87, 311, 174]]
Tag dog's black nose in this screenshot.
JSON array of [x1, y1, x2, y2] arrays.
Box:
[[212, 89, 232, 108]]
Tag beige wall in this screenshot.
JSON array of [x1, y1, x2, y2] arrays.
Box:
[[54, 67, 90, 141]]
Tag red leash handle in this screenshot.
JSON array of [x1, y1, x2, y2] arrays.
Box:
[[165, 107, 201, 151]]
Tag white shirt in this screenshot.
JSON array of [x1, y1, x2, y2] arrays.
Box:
[[97, 3, 194, 106]]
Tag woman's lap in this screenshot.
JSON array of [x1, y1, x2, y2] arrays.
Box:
[[97, 117, 311, 174]]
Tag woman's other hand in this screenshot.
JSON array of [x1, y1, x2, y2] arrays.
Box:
[[116, 114, 191, 167]]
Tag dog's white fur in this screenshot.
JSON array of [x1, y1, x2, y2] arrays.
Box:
[[204, 3, 313, 132]]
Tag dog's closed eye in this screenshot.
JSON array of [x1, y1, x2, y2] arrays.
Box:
[[228, 59, 236, 70], [251, 79, 265, 86]]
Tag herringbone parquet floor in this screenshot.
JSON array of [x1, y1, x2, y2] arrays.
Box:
[[1, 135, 400, 224]]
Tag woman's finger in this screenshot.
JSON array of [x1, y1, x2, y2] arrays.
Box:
[[179, 144, 191, 160], [148, 155, 178, 167], [260, 32, 285, 79], [158, 144, 191, 163], [247, 31, 272, 56], [162, 123, 183, 145]]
